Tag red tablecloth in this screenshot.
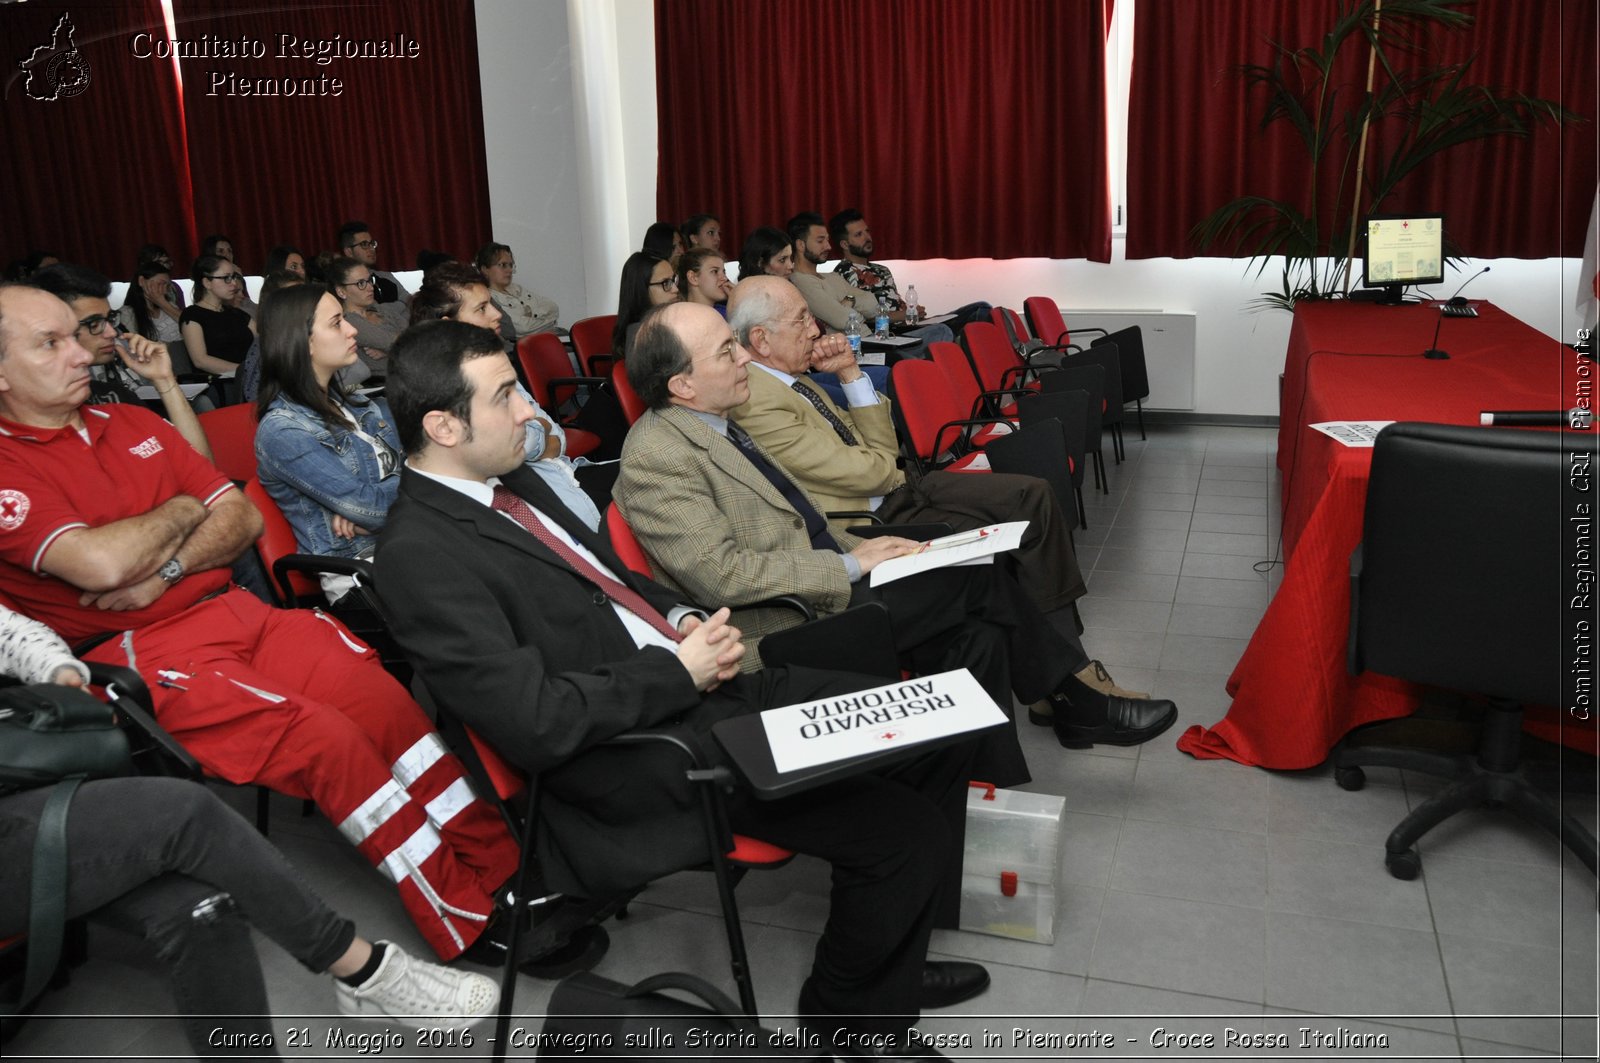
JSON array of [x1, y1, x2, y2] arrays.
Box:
[[1178, 301, 1577, 768]]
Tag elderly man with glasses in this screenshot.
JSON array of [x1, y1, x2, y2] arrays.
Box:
[[29, 263, 212, 458]]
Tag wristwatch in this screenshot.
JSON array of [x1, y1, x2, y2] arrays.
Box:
[[158, 557, 184, 584]]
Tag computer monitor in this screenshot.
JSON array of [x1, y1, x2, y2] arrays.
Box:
[[1362, 214, 1445, 305]]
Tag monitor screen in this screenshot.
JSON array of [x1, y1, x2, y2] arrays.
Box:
[[1363, 214, 1445, 300]]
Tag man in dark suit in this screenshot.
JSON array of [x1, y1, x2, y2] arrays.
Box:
[[375, 320, 986, 1061]]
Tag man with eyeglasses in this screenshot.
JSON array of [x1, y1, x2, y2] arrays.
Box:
[[337, 220, 408, 306], [30, 264, 212, 460]]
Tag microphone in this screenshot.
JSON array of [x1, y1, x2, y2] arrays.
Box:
[[1423, 266, 1492, 359]]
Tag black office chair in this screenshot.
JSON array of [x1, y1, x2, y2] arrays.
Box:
[[1336, 422, 1598, 880]]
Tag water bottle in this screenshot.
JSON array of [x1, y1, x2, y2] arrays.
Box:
[[904, 284, 919, 325], [845, 310, 863, 359], [874, 293, 891, 340]]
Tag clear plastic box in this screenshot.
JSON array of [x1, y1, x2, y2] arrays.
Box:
[[959, 783, 1064, 943]]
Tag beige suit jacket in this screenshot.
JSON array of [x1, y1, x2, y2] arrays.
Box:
[[614, 404, 864, 669], [790, 270, 879, 332], [731, 364, 907, 530]]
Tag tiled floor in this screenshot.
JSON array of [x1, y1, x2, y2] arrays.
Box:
[[9, 425, 1598, 1061]]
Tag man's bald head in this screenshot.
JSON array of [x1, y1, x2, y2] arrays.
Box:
[[629, 301, 750, 415]]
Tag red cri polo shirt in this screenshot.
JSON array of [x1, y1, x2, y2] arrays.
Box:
[[0, 404, 234, 642]]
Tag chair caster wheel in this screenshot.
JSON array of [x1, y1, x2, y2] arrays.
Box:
[[1334, 765, 1365, 791], [1385, 848, 1421, 880]]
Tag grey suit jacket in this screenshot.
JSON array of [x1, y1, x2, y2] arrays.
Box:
[[614, 404, 863, 667]]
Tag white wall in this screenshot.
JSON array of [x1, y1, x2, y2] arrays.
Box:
[[476, 1, 1583, 417], [474, 0, 589, 324]]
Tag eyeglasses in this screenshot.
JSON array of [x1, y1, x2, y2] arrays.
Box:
[[350, 239, 379, 251], [76, 314, 119, 336], [345, 276, 376, 290], [649, 276, 679, 291], [207, 272, 243, 284]]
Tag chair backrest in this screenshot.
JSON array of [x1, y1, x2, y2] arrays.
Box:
[[962, 321, 1026, 394], [196, 402, 258, 482], [611, 359, 647, 425], [1024, 296, 1071, 347], [242, 477, 322, 602], [890, 359, 968, 462], [1040, 364, 1103, 448], [570, 315, 618, 374], [164, 338, 194, 376], [516, 332, 575, 410], [991, 307, 1034, 353], [1017, 391, 1088, 489], [604, 501, 653, 577], [1093, 326, 1150, 402], [1068, 343, 1123, 423], [930, 341, 983, 416], [1354, 423, 1567, 705]]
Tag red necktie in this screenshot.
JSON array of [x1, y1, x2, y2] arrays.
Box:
[[490, 485, 681, 643]]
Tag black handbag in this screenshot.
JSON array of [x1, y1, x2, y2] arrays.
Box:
[[537, 972, 827, 1060], [0, 683, 134, 1017], [0, 683, 132, 794]]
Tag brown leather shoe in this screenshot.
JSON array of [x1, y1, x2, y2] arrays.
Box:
[[1075, 659, 1149, 699]]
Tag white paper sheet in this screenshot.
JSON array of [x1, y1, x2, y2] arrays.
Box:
[[1308, 420, 1395, 448], [760, 668, 1007, 774], [868, 521, 1027, 587]]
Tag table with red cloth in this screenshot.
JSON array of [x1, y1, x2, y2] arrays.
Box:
[[1177, 300, 1582, 768]]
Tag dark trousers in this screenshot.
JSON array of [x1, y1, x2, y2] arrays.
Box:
[[851, 559, 1086, 787], [0, 777, 354, 1059], [703, 666, 976, 1038], [879, 468, 1087, 613]]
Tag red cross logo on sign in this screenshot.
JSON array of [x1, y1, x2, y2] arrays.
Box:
[[0, 490, 30, 531], [875, 729, 903, 743]]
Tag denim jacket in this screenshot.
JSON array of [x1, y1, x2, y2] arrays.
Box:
[[255, 393, 401, 559]]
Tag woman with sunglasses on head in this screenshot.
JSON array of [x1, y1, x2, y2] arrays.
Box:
[[179, 254, 256, 376], [611, 250, 681, 358], [328, 254, 409, 377], [473, 241, 559, 339], [255, 283, 400, 594], [737, 226, 795, 281]]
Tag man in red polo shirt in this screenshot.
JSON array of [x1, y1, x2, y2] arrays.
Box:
[[0, 283, 519, 961]]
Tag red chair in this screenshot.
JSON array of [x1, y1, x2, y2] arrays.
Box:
[[196, 403, 257, 482], [569, 315, 618, 377], [515, 333, 605, 458], [241, 478, 323, 605], [1023, 295, 1107, 351], [611, 359, 647, 425], [990, 306, 1036, 356], [930, 342, 1017, 448], [889, 359, 1010, 477]]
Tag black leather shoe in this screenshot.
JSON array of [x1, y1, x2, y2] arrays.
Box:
[[1052, 694, 1178, 749], [460, 894, 616, 977], [920, 960, 990, 1008]]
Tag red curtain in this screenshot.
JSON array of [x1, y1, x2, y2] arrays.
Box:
[[1127, 0, 1597, 261], [655, 0, 1113, 263], [171, 0, 491, 274], [1, 0, 195, 274]]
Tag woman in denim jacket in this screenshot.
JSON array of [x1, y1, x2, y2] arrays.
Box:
[[254, 284, 401, 574]]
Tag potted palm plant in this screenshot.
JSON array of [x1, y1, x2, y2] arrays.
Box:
[[1191, 0, 1572, 311]]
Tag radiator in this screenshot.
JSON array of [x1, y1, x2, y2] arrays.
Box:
[[1063, 309, 1196, 411]]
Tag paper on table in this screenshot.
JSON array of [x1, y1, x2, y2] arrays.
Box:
[[1308, 420, 1395, 448], [869, 520, 1027, 587], [760, 668, 1006, 774]]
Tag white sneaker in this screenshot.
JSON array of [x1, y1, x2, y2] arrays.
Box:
[[334, 941, 499, 1020]]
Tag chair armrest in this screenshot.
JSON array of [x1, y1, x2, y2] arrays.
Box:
[[932, 416, 1015, 459], [828, 509, 882, 525], [271, 554, 373, 608], [846, 523, 953, 542], [87, 661, 203, 778]]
